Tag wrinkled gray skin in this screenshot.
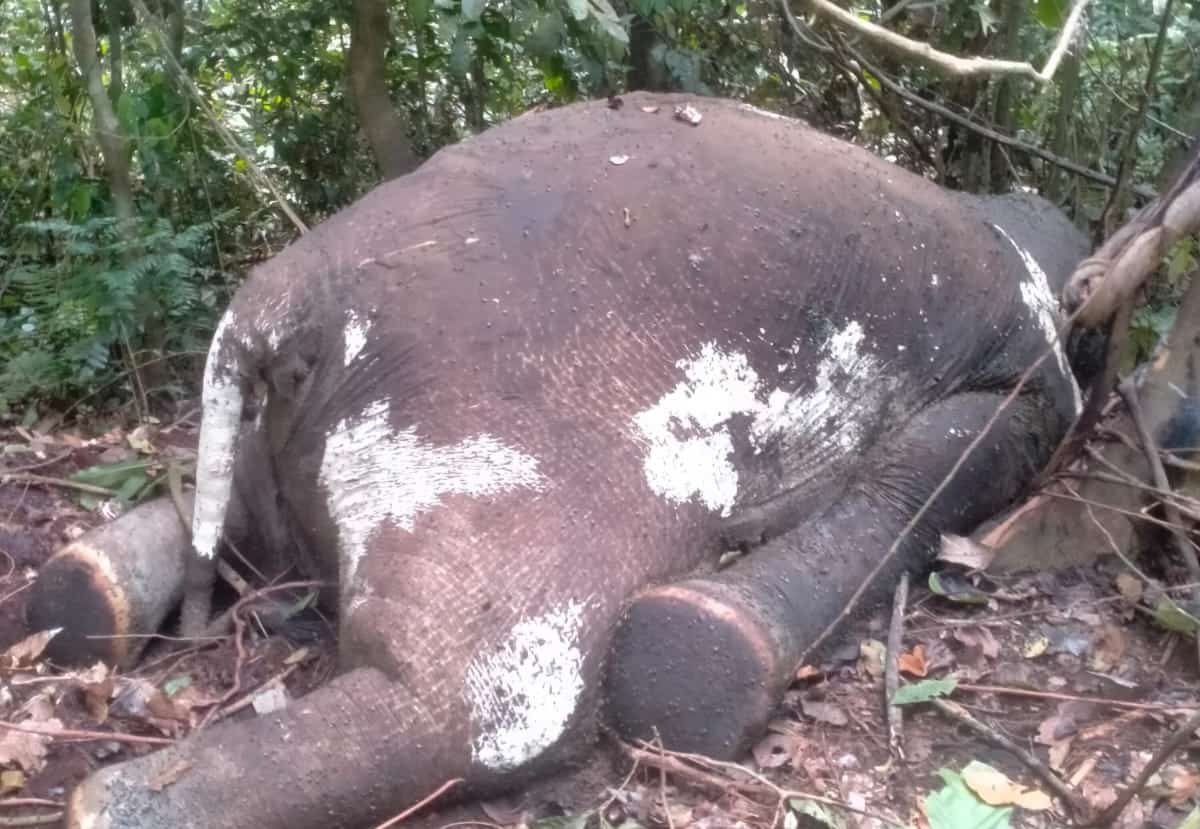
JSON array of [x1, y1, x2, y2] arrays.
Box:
[[67, 93, 1088, 829]]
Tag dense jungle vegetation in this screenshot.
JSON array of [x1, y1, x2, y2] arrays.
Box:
[[0, 0, 1196, 419]]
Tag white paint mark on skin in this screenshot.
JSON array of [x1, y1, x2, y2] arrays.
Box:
[[634, 323, 883, 516], [193, 310, 244, 559], [993, 226, 1084, 415], [930, 273, 939, 287], [343, 310, 370, 367], [318, 399, 547, 586], [465, 600, 587, 771]]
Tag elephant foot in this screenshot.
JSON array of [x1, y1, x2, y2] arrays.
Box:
[[604, 582, 783, 759]]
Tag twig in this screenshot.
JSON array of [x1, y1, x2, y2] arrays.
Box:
[[626, 741, 909, 827], [955, 683, 1199, 711], [196, 580, 324, 729], [0, 813, 62, 827], [0, 473, 116, 497], [931, 699, 1087, 814], [1079, 707, 1200, 826], [371, 778, 464, 829], [209, 663, 299, 723], [799, 0, 1090, 81], [1117, 379, 1200, 583], [0, 451, 73, 475], [885, 572, 909, 760], [0, 800, 61, 809], [0, 720, 173, 746]]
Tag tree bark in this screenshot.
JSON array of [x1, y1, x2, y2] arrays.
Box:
[[347, 0, 419, 180], [107, 0, 126, 103], [68, 0, 135, 221]]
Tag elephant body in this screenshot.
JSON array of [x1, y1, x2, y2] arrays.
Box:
[[67, 93, 1087, 828]]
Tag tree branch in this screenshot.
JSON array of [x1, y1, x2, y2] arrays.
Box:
[[798, 0, 1090, 82]]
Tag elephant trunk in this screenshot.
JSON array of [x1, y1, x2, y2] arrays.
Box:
[[182, 310, 245, 636]]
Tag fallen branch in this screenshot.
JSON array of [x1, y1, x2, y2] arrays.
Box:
[[1079, 707, 1200, 826], [885, 572, 909, 760], [0, 473, 115, 497], [955, 683, 1199, 711], [931, 698, 1087, 814], [0, 720, 173, 746], [625, 740, 910, 827], [0, 813, 62, 827]]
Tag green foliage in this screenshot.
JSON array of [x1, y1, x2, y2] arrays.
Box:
[[893, 678, 959, 705], [924, 769, 1012, 829], [0, 215, 220, 411]]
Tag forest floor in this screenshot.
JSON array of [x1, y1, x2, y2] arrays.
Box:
[[1, 418, 1199, 829]]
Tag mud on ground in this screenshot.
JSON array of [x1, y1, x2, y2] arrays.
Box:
[[1, 421, 1199, 829]]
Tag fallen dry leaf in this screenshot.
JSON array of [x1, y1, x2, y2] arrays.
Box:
[[859, 639, 886, 679], [938, 534, 996, 570], [1088, 624, 1128, 673], [1165, 765, 1200, 806], [961, 760, 1053, 810], [795, 664, 823, 681], [1115, 572, 1143, 603], [953, 626, 1001, 661], [0, 769, 23, 794], [1, 628, 60, 669], [0, 718, 63, 774], [751, 732, 797, 769], [898, 645, 928, 677], [800, 699, 848, 727], [1022, 635, 1050, 658]]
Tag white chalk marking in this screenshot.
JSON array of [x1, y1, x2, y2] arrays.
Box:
[[994, 226, 1083, 415], [193, 309, 244, 559], [318, 399, 547, 587], [465, 600, 587, 771], [343, 310, 370, 366], [634, 323, 883, 516]]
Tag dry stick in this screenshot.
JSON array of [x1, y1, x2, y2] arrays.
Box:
[[210, 663, 300, 723], [0, 813, 61, 827], [884, 572, 909, 760], [1057, 469, 1200, 519], [1117, 380, 1200, 583], [0, 451, 73, 475], [1080, 707, 1200, 827], [195, 580, 325, 730], [931, 699, 1088, 814], [0, 720, 173, 746], [370, 778, 464, 829], [0, 800, 62, 810], [801, 0, 1089, 81], [0, 473, 115, 497], [954, 683, 1199, 712], [625, 743, 909, 828]]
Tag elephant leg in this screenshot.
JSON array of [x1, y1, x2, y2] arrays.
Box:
[[605, 390, 1060, 758], [66, 667, 466, 829]]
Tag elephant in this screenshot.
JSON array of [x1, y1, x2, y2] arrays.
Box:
[[60, 92, 1089, 828]]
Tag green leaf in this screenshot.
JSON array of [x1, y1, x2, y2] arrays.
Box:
[[928, 571, 989, 605], [565, 0, 588, 21], [1033, 0, 1068, 28], [787, 797, 845, 828], [527, 11, 566, 57], [587, 0, 628, 43], [163, 675, 193, 696], [893, 678, 958, 706], [410, 0, 432, 25], [462, 0, 485, 20], [1153, 596, 1200, 635], [449, 28, 473, 75], [925, 769, 1012, 829]]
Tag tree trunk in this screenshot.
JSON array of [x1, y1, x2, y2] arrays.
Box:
[[1044, 48, 1080, 206], [68, 0, 135, 222], [107, 0, 125, 103], [989, 0, 1026, 192], [347, 0, 419, 180]]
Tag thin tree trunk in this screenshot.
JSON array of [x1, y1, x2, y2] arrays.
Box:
[[1045, 48, 1080, 204], [68, 0, 135, 222], [989, 0, 1026, 192], [108, 0, 126, 103], [347, 0, 419, 179]]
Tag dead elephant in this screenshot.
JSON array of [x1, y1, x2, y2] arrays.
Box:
[[52, 93, 1089, 828]]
